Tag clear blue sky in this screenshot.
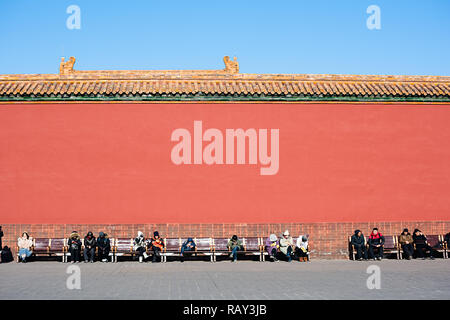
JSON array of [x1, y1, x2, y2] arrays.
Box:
[[0, 0, 449, 75]]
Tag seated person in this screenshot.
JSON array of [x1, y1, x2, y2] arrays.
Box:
[[351, 229, 367, 261], [265, 234, 279, 262], [227, 235, 243, 262], [398, 228, 414, 260], [180, 238, 196, 262], [149, 231, 164, 263], [413, 229, 435, 260], [368, 228, 385, 260], [68, 231, 82, 263], [97, 232, 111, 262], [17, 232, 33, 263], [295, 234, 309, 262], [133, 231, 149, 263], [279, 230, 295, 262], [83, 231, 96, 263], [444, 232, 450, 250]]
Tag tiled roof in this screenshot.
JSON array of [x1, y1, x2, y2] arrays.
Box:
[[0, 56, 449, 102]]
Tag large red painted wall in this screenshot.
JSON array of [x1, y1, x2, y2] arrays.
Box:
[[0, 102, 449, 224]]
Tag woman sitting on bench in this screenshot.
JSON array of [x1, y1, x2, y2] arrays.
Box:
[[180, 238, 196, 262], [17, 232, 33, 263]]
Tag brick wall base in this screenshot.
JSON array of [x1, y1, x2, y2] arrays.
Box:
[[2, 221, 449, 259]]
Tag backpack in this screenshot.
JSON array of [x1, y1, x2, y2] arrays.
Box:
[[1, 246, 14, 263]]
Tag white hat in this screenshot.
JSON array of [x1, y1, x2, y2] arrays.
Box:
[[269, 234, 277, 242], [283, 230, 290, 236], [137, 231, 144, 237]]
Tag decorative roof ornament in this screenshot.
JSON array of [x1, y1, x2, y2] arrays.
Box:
[[223, 56, 239, 74], [59, 56, 76, 75]]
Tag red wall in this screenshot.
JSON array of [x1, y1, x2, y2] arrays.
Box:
[[1, 102, 450, 224]]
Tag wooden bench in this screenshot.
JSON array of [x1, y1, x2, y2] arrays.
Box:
[[213, 237, 263, 262], [194, 237, 214, 262], [383, 235, 400, 259], [161, 238, 183, 262], [113, 238, 134, 262], [17, 238, 66, 262], [425, 234, 446, 259]]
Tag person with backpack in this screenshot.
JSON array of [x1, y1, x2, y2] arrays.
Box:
[[180, 238, 196, 262], [149, 231, 164, 263], [97, 232, 111, 262], [351, 229, 368, 261], [398, 228, 414, 260], [413, 229, 435, 260], [279, 230, 295, 262], [295, 234, 310, 262], [368, 228, 385, 260], [133, 231, 149, 263], [17, 232, 33, 263], [67, 231, 82, 263], [83, 231, 97, 263], [265, 234, 279, 262]]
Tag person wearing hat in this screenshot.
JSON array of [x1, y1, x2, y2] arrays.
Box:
[[67, 231, 82, 263], [279, 230, 295, 262], [368, 228, 385, 260], [133, 231, 149, 263], [265, 234, 279, 262], [227, 235, 243, 262], [180, 238, 196, 262], [149, 231, 164, 263], [83, 231, 97, 263], [97, 231, 111, 262], [412, 229, 435, 260], [351, 230, 368, 261], [295, 234, 310, 262], [398, 228, 414, 260]]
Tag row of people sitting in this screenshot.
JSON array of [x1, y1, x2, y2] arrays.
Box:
[[17, 230, 310, 263], [351, 227, 447, 260]]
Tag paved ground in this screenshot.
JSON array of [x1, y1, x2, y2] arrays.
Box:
[[0, 259, 449, 300]]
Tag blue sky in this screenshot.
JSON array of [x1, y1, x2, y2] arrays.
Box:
[[0, 0, 449, 75]]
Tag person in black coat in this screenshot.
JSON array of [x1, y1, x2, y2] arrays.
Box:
[[368, 228, 385, 260], [67, 231, 82, 263], [97, 232, 111, 262], [351, 229, 367, 260], [83, 231, 97, 263], [413, 229, 435, 260]]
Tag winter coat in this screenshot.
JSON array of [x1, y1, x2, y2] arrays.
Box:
[[227, 238, 243, 250], [351, 230, 366, 247], [150, 237, 164, 250], [97, 233, 111, 251], [133, 236, 146, 250], [399, 233, 413, 245], [279, 236, 294, 255], [68, 233, 82, 251], [182, 238, 196, 249], [413, 234, 428, 247], [265, 237, 279, 255], [84, 235, 97, 249], [368, 232, 385, 247]]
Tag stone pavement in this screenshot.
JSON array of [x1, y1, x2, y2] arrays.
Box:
[[0, 259, 449, 300]]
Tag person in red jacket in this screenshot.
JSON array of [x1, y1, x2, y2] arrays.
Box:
[[368, 228, 385, 260], [149, 231, 164, 263]]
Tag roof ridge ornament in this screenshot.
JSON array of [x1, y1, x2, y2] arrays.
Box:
[[60, 56, 76, 75], [223, 56, 239, 74]]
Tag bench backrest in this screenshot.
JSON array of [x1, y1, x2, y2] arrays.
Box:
[[49, 238, 65, 251], [195, 238, 212, 251], [383, 235, 396, 249], [243, 237, 260, 251], [165, 238, 181, 251], [214, 238, 229, 251], [116, 238, 133, 252], [34, 238, 50, 251], [426, 235, 442, 248]]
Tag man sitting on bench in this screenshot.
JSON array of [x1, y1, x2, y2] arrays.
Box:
[[227, 235, 243, 262], [368, 228, 384, 261], [149, 231, 164, 263], [351, 229, 368, 261], [97, 232, 111, 262], [295, 234, 309, 262], [133, 231, 148, 263], [180, 238, 196, 262]]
